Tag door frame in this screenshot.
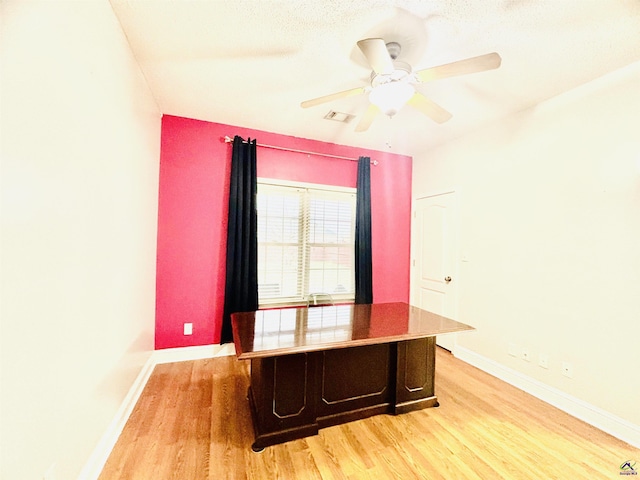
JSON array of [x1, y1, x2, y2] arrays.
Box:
[[410, 189, 461, 352]]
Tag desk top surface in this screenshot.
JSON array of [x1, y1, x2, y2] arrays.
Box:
[[231, 302, 475, 359]]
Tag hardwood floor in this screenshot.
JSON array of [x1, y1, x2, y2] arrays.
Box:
[[99, 348, 638, 479]]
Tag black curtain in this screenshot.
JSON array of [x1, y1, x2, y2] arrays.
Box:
[[221, 136, 258, 343], [355, 156, 373, 304]]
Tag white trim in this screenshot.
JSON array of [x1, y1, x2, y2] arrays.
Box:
[[78, 344, 235, 480], [77, 353, 156, 480], [152, 343, 235, 364], [454, 346, 640, 449], [258, 177, 356, 194], [415, 187, 457, 201]]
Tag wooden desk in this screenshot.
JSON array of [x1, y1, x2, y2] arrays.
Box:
[[232, 302, 474, 451]]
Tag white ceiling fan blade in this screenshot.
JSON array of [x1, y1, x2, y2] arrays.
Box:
[[355, 104, 380, 132], [357, 38, 394, 75], [415, 52, 502, 83], [406, 93, 452, 124], [300, 86, 367, 108]]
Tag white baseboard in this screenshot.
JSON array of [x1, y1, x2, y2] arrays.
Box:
[[454, 346, 640, 449], [77, 353, 156, 480], [78, 343, 235, 480], [152, 342, 236, 364]]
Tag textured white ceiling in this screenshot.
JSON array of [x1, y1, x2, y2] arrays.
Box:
[[109, 0, 640, 156]]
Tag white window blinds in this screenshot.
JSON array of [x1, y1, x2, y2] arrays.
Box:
[[257, 181, 356, 306]]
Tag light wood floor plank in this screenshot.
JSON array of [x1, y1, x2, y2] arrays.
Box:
[[99, 348, 639, 480]]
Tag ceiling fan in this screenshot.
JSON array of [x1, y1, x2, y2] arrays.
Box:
[[300, 38, 501, 132]]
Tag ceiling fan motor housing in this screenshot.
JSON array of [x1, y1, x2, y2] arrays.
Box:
[[370, 60, 412, 87], [386, 41, 401, 60]]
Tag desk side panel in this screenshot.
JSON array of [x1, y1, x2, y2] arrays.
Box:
[[395, 337, 438, 413], [316, 343, 394, 426], [249, 354, 319, 448]]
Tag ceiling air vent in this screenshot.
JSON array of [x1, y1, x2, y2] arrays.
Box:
[[323, 110, 354, 123]]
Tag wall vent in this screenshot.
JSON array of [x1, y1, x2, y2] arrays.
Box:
[[323, 111, 354, 123]]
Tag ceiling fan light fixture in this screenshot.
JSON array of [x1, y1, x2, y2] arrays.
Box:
[[368, 81, 415, 117]]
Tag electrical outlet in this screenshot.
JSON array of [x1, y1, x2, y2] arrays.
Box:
[[538, 353, 549, 369], [521, 348, 531, 362], [561, 361, 573, 378], [508, 343, 518, 357], [183, 323, 193, 335]]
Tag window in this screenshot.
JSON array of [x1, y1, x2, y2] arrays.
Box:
[[257, 179, 356, 306]]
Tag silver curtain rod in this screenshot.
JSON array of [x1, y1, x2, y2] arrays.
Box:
[[223, 136, 378, 166]]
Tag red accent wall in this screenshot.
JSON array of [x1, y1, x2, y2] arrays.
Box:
[[156, 115, 412, 349]]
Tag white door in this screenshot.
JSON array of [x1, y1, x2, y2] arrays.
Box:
[[411, 192, 458, 351]]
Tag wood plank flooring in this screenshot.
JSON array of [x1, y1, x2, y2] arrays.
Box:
[[98, 348, 639, 479]]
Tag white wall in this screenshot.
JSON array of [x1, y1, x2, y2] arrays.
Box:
[[1, 1, 160, 479], [413, 62, 640, 434]]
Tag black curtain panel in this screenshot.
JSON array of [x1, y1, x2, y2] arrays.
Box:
[[221, 136, 259, 344], [355, 156, 373, 304]]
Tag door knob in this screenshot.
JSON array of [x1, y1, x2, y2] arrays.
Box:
[[444, 276, 452, 283]]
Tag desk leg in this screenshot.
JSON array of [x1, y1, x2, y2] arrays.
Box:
[[394, 337, 438, 414]]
